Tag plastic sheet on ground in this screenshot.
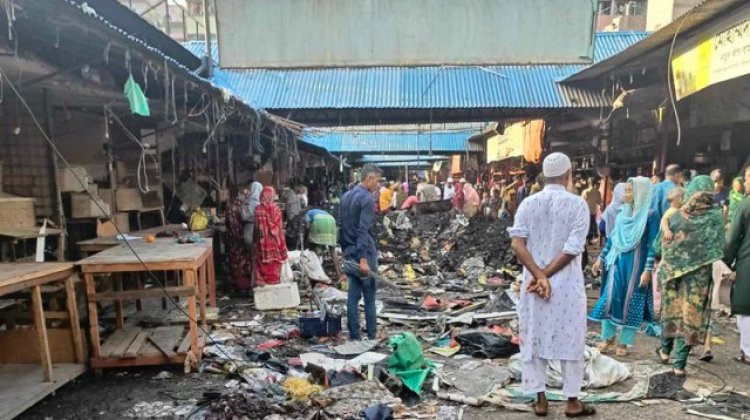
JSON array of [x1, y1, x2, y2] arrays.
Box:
[[387, 333, 434, 394], [443, 361, 512, 398], [125, 400, 197, 418], [288, 250, 331, 284], [300, 352, 387, 371], [685, 392, 750, 420], [455, 329, 519, 359], [334, 339, 378, 355], [487, 362, 666, 409], [508, 346, 631, 389]]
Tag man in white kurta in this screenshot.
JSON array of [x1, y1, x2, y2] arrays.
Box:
[[508, 152, 594, 417]]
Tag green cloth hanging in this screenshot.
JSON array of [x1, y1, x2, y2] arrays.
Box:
[[123, 74, 150, 117]]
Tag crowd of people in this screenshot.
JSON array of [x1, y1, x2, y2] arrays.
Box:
[[509, 153, 750, 417], [223, 155, 750, 418]]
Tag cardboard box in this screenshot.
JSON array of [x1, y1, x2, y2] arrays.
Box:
[[96, 213, 129, 236], [254, 283, 301, 311], [0, 194, 35, 229], [58, 167, 90, 192], [71, 193, 110, 218], [98, 188, 114, 209], [115, 188, 143, 211]]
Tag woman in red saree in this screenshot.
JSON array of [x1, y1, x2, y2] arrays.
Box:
[[253, 187, 288, 286]]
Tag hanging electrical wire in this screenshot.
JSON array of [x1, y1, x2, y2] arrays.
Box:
[[667, 7, 695, 146], [0, 70, 243, 370]]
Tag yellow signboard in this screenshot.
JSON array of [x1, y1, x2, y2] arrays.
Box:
[[673, 19, 750, 100], [486, 134, 522, 164]]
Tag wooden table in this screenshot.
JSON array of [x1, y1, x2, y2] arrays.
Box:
[[0, 227, 65, 262], [76, 239, 214, 369], [0, 263, 86, 420], [76, 224, 214, 257]]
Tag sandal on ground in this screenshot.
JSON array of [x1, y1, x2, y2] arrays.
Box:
[[699, 351, 714, 362], [656, 348, 670, 364], [532, 401, 548, 417], [565, 404, 597, 418], [615, 345, 628, 357], [673, 368, 686, 377], [597, 338, 616, 354]]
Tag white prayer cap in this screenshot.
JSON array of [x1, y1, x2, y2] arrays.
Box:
[[542, 152, 572, 178], [459, 178, 467, 183]]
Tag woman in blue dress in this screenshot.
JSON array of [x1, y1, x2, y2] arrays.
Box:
[[590, 177, 657, 357]]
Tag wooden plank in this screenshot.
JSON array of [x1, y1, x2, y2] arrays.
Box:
[[76, 239, 211, 269], [198, 266, 207, 325], [0, 263, 73, 295], [65, 275, 85, 364], [0, 364, 86, 420], [90, 354, 185, 369], [124, 330, 151, 358], [177, 326, 207, 354], [88, 286, 196, 302], [84, 272, 101, 358], [0, 328, 87, 364], [31, 285, 53, 382], [147, 326, 183, 358], [184, 269, 199, 360], [99, 327, 141, 358], [114, 274, 124, 329]]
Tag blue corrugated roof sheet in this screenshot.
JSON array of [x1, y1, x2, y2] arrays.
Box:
[[183, 32, 648, 110], [357, 154, 449, 162], [182, 40, 219, 65], [302, 130, 483, 153]]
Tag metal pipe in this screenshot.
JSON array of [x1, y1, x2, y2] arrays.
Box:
[[202, 0, 213, 78]]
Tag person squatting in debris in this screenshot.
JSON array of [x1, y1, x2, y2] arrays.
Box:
[[590, 177, 657, 357], [253, 187, 289, 287], [655, 175, 724, 377], [303, 207, 343, 282], [723, 166, 750, 366], [340, 163, 382, 340], [508, 152, 596, 418]]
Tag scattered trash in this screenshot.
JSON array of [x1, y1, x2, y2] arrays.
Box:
[[456, 329, 519, 359], [283, 377, 323, 400], [387, 333, 434, 394], [508, 346, 630, 389], [125, 400, 197, 418], [152, 371, 173, 380]]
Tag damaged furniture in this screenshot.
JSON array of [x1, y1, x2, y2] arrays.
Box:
[[0, 262, 86, 420], [76, 238, 215, 369]]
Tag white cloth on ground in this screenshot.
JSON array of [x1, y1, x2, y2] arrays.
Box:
[[738, 315, 750, 356], [508, 184, 590, 362], [523, 356, 585, 398]]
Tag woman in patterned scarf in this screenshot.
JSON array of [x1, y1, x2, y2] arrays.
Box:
[[590, 177, 658, 357], [655, 175, 724, 376], [253, 187, 288, 287], [226, 184, 252, 293]]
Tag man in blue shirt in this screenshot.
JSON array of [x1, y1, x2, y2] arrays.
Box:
[[340, 164, 382, 340], [650, 164, 683, 221]]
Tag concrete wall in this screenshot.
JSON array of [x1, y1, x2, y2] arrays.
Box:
[[217, 0, 597, 67], [647, 0, 702, 31]]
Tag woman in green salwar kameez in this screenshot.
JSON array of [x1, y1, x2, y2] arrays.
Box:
[[655, 175, 724, 376]]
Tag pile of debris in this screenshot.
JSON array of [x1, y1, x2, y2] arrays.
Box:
[[128, 210, 643, 420], [376, 211, 520, 285]]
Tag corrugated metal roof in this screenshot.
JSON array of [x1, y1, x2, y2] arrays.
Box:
[[182, 40, 219, 65], [302, 130, 483, 153], [184, 32, 648, 110], [375, 161, 435, 168], [357, 154, 449, 162]]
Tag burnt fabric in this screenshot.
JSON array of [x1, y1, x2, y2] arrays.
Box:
[[227, 194, 251, 291]]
